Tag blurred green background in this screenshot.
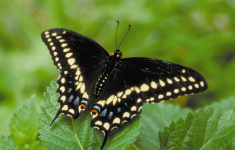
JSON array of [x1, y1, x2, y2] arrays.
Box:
[[0, 0, 235, 137]]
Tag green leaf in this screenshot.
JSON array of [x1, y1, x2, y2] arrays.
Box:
[[138, 103, 191, 149], [9, 95, 43, 150], [159, 107, 235, 149], [0, 136, 17, 150], [39, 81, 140, 150], [205, 97, 235, 111]]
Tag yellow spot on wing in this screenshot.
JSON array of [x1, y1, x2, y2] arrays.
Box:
[[97, 100, 105, 107], [62, 105, 68, 111], [61, 43, 68, 47], [188, 85, 193, 90], [167, 78, 173, 84], [188, 76, 195, 82], [174, 77, 180, 82], [61, 78, 65, 83], [56, 36, 62, 39], [60, 95, 66, 102], [82, 92, 89, 99], [181, 76, 187, 82], [68, 58, 75, 65], [166, 92, 171, 96], [159, 79, 165, 87], [181, 87, 186, 91], [174, 89, 179, 93], [158, 94, 164, 99], [200, 81, 204, 87], [60, 86, 65, 93], [150, 81, 157, 89], [113, 117, 120, 124], [66, 53, 73, 58], [123, 112, 130, 118], [59, 39, 66, 42], [117, 91, 123, 97], [106, 95, 115, 105], [63, 48, 71, 52], [140, 84, 149, 92], [134, 86, 141, 93], [69, 109, 75, 114], [95, 121, 102, 126], [103, 122, 110, 130], [131, 106, 137, 111], [80, 84, 85, 93], [125, 89, 131, 95], [194, 84, 199, 88], [55, 57, 59, 62]]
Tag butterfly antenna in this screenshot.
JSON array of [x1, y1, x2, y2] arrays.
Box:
[[118, 24, 131, 49], [116, 20, 119, 50]]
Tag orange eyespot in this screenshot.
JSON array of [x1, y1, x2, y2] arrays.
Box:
[[90, 109, 99, 118], [79, 104, 86, 110]]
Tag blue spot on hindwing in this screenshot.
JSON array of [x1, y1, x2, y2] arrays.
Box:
[[73, 96, 80, 107], [100, 109, 107, 117], [81, 100, 88, 105], [117, 107, 121, 113], [108, 111, 113, 120], [67, 88, 72, 93], [93, 105, 101, 112], [68, 95, 74, 103]]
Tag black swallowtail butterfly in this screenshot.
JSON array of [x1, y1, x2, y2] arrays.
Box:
[[41, 28, 207, 150]]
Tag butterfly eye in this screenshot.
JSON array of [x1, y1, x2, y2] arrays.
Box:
[[91, 109, 99, 118], [79, 104, 87, 112]]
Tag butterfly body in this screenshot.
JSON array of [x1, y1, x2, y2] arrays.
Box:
[[41, 28, 208, 149]]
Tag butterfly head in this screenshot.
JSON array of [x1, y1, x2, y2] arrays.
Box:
[[113, 49, 122, 59]]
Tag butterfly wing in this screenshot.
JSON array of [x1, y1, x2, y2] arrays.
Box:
[[120, 57, 208, 103], [41, 29, 109, 125], [91, 57, 207, 149]]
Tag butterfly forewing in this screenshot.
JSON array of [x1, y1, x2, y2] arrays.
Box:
[[41, 29, 109, 125], [119, 58, 208, 103]]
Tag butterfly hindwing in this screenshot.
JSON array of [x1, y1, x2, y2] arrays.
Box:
[[90, 72, 144, 149], [41, 29, 109, 125]]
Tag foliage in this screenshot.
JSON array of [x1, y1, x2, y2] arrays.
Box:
[[0, 96, 44, 150], [138, 103, 191, 149], [159, 107, 235, 149]]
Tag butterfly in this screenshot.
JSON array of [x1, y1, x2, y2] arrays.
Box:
[[41, 27, 208, 150]]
